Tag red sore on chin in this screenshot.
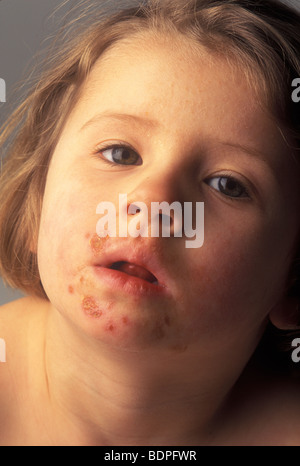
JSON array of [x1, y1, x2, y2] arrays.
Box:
[[82, 296, 103, 318]]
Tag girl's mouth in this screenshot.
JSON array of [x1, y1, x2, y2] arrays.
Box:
[[91, 238, 173, 296], [108, 261, 159, 284]]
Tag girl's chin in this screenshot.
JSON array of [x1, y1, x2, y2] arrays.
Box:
[[72, 294, 189, 351]]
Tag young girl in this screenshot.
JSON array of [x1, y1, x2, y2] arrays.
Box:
[[0, 0, 300, 446]]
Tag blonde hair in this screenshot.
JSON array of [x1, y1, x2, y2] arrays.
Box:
[[1, 0, 300, 300]]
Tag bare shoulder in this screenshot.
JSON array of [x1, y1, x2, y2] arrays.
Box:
[[0, 295, 47, 349], [0, 296, 49, 444], [0, 294, 49, 363], [0, 294, 49, 325], [0, 294, 46, 316]]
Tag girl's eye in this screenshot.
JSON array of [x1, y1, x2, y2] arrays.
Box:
[[99, 145, 142, 166], [205, 176, 250, 199]]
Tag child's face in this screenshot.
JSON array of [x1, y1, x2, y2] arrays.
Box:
[[38, 34, 300, 361]]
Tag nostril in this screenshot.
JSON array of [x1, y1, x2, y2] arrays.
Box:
[[159, 212, 173, 225], [127, 203, 141, 215]]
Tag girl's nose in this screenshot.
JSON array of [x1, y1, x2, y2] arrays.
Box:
[[127, 200, 177, 238], [123, 172, 187, 238], [126, 162, 189, 206]]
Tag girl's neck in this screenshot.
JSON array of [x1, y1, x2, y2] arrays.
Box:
[[42, 303, 237, 446]]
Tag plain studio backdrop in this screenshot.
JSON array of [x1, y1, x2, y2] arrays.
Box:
[[0, 0, 299, 305]]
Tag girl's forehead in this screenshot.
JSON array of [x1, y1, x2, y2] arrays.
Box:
[[72, 35, 285, 157], [83, 31, 270, 123], [88, 32, 233, 83], [81, 34, 251, 118]]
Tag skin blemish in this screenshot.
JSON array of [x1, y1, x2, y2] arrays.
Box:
[[170, 343, 189, 353], [85, 232, 91, 240], [107, 324, 115, 332], [82, 296, 103, 318], [68, 285, 74, 294], [122, 316, 130, 326], [90, 233, 109, 255]]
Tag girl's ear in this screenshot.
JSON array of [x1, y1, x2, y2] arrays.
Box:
[[269, 297, 300, 330]]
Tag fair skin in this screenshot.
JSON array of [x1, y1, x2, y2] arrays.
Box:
[[1, 32, 300, 446]]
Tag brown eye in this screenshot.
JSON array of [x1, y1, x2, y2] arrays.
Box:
[[206, 176, 249, 198], [101, 146, 142, 165]]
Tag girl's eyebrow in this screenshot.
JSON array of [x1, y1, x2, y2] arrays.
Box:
[[80, 111, 160, 132], [221, 141, 269, 163], [217, 141, 281, 180]]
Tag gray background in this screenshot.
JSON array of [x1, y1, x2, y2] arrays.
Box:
[[0, 0, 71, 304], [0, 0, 299, 305]]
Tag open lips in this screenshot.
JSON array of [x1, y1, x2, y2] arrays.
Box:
[[108, 261, 159, 284]]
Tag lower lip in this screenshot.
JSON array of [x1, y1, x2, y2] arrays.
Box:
[[93, 266, 169, 297]]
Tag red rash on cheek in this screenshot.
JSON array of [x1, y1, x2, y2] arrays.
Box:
[[122, 316, 130, 325], [82, 296, 103, 318]]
